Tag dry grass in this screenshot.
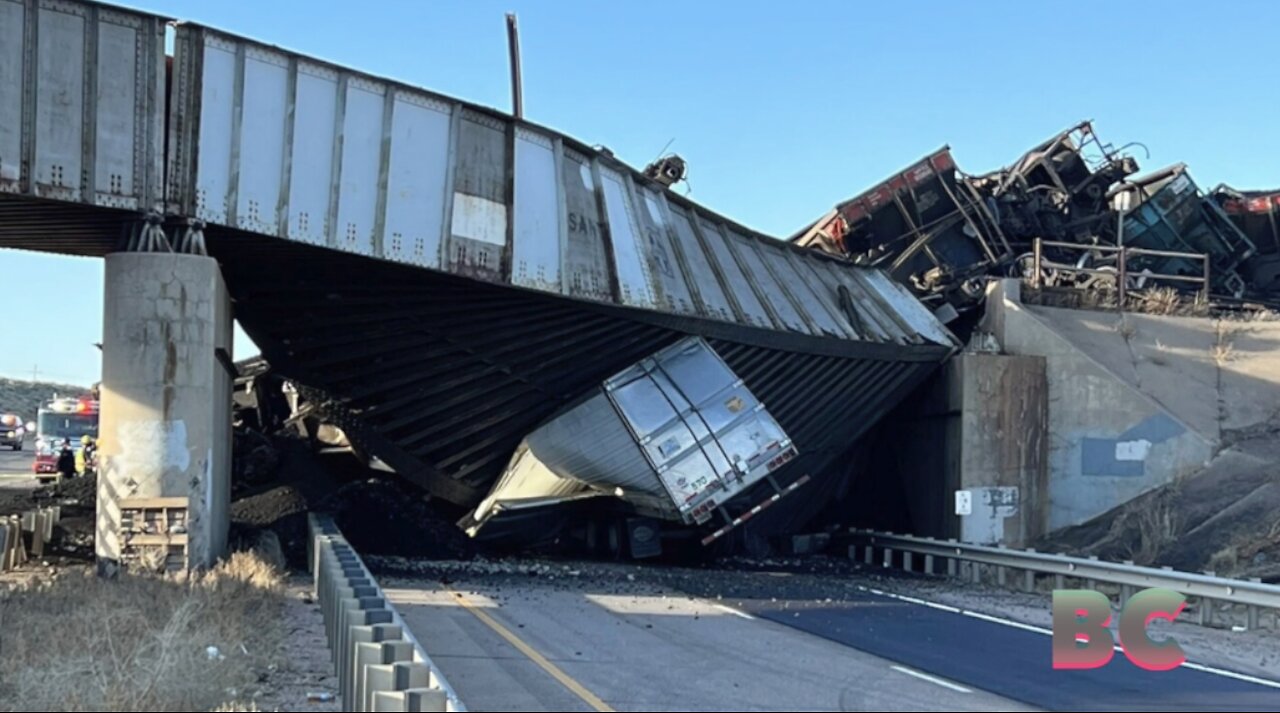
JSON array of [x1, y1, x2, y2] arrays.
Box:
[[1213, 321, 1238, 366], [1120, 286, 1213, 317], [1116, 485, 1183, 566], [0, 546, 287, 712], [1135, 286, 1183, 316], [1146, 338, 1170, 366], [1208, 545, 1241, 576]]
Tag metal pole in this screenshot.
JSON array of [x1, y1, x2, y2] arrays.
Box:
[[1118, 246, 1127, 310], [506, 13, 523, 119], [1032, 238, 1043, 288], [1202, 255, 1211, 299]]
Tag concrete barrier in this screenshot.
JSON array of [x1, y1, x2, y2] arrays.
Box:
[[307, 514, 465, 711], [0, 507, 61, 572]]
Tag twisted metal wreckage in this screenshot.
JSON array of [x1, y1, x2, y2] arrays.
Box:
[[790, 121, 1279, 317]]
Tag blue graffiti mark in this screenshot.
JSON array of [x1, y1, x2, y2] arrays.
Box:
[[1119, 413, 1185, 444], [1082, 439, 1145, 477], [1081, 413, 1186, 477]]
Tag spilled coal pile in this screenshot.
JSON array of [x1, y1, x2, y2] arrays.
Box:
[[229, 436, 481, 569]]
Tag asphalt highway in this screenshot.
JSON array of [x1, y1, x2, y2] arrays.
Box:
[[385, 569, 1280, 712]]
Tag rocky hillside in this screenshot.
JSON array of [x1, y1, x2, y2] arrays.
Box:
[[0, 377, 87, 420]]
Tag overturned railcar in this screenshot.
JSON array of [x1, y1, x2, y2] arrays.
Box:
[[1213, 186, 1280, 293], [790, 148, 1010, 318], [1112, 165, 1256, 296]]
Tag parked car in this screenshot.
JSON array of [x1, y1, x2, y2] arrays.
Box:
[[0, 413, 25, 450]]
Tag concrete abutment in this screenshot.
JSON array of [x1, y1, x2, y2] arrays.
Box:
[[96, 252, 233, 572]]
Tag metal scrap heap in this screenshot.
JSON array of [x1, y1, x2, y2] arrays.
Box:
[[791, 121, 1274, 317]]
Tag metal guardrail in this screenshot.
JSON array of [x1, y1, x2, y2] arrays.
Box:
[[848, 530, 1280, 630], [1030, 238, 1211, 304], [308, 514, 466, 711]]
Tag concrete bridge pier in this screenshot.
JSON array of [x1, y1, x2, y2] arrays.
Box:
[[96, 251, 233, 573]]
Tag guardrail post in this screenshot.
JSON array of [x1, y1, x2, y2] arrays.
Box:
[[1054, 573, 1065, 589], [338, 597, 388, 672], [903, 551, 914, 573], [1118, 247, 1128, 309], [1202, 256, 1211, 301], [924, 554, 934, 575], [864, 545, 873, 565], [1024, 569, 1035, 592], [365, 661, 431, 712], [1120, 562, 1136, 606], [1197, 570, 1216, 627], [356, 641, 415, 711], [947, 557, 957, 577], [1247, 579, 1262, 630], [345, 622, 404, 708], [341, 609, 396, 709], [1032, 238, 1043, 288], [883, 547, 893, 569], [1086, 556, 1098, 590], [970, 561, 982, 584], [373, 688, 449, 712]]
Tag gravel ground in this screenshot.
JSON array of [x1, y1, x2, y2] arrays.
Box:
[[248, 576, 341, 712]]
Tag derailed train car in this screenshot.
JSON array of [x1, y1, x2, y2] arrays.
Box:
[[1112, 165, 1256, 296], [792, 121, 1271, 307], [791, 122, 1142, 314], [1213, 186, 1280, 293]]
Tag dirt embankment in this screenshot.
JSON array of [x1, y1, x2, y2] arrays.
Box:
[[1044, 425, 1280, 582]]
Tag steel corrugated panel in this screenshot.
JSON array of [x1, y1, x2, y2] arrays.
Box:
[[0, 0, 166, 212], [165, 22, 956, 351], [210, 232, 951, 513]]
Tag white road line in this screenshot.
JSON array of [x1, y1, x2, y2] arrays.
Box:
[[890, 664, 972, 693], [1181, 662, 1280, 690], [959, 609, 1053, 635], [860, 585, 1280, 689], [713, 603, 756, 620]]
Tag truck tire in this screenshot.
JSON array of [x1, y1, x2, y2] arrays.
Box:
[[14, 442, 22, 451]]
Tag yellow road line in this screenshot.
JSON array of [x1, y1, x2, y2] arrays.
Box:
[[450, 590, 615, 712]]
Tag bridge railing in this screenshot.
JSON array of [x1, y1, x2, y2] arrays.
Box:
[[849, 529, 1280, 631], [308, 513, 466, 711]]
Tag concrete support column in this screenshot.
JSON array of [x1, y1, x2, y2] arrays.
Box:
[[96, 252, 233, 572]]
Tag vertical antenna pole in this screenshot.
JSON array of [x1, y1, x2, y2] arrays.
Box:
[[506, 13, 523, 119]]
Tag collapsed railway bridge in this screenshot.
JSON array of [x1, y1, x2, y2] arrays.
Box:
[[0, 0, 956, 564]]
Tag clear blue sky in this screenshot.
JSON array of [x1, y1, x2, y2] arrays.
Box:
[[3, 0, 1279, 385]]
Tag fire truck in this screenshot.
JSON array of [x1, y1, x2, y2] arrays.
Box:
[[32, 396, 99, 479]]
